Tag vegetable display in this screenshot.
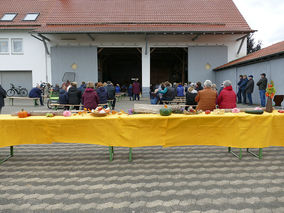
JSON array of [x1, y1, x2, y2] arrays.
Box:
[[160, 106, 172, 116], [245, 110, 264, 114], [18, 109, 28, 118]]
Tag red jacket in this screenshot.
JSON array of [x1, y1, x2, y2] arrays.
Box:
[[217, 86, 237, 109], [82, 88, 99, 110]]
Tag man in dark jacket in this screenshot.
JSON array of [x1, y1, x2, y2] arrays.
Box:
[[257, 73, 268, 107], [67, 82, 81, 110], [96, 82, 108, 104], [239, 75, 248, 104], [245, 75, 254, 105], [29, 84, 43, 106], [237, 75, 243, 103], [106, 81, 116, 109], [0, 84, 7, 114]]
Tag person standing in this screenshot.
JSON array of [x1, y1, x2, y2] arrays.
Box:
[[257, 73, 268, 107], [240, 75, 248, 104], [132, 80, 140, 101], [237, 75, 243, 103], [0, 84, 7, 114], [128, 83, 133, 101], [245, 75, 254, 105]]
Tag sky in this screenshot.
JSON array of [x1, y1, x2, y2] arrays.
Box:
[[233, 0, 284, 47]]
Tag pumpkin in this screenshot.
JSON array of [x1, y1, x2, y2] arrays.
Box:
[[160, 108, 172, 116], [46, 113, 54, 117], [18, 109, 28, 118]]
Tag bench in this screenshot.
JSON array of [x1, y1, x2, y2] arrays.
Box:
[[165, 97, 186, 105], [7, 97, 40, 106], [115, 93, 127, 102], [50, 100, 114, 110]]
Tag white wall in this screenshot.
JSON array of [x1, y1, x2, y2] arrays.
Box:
[[0, 31, 48, 87]]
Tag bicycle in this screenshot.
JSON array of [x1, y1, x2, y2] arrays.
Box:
[[6, 84, 28, 97]]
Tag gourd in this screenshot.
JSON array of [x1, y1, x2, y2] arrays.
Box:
[[18, 109, 28, 118], [63, 111, 72, 117], [245, 110, 264, 114], [160, 108, 172, 116]]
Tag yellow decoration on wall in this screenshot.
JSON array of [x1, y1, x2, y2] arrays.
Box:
[[205, 63, 211, 70], [71, 63, 78, 70]]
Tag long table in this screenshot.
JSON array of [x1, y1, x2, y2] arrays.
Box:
[[1, 112, 284, 163]]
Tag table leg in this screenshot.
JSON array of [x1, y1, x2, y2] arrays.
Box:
[[247, 148, 263, 159], [109, 146, 114, 161], [0, 146, 14, 165], [129, 148, 133, 162], [228, 147, 242, 160]]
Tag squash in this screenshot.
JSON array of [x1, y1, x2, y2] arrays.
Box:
[[245, 110, 264, 114], [160, 108, 172, 116], [18, 109, 28, 118]]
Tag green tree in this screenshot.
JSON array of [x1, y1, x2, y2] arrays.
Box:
[[247, 33, 262, 54]]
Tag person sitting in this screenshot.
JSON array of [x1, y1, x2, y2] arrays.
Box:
[[67, 82, 81, 110], [106, 81, 116, 109], [96, 82, 108, 105], [185, 86, 197, 110], [0, 84, 7, 114], [150, 84, 158, 104], [82, 82, 99, 110], [159, 81, 176, 104], [176, 83, 185, 97], [53, 84, 60, 94], [195, 82, 203, 91], [59, 86, 68, 110], [29, 84, 43, 106], [79, 81, 86, 93], [195, 80, 217, 111], [115, 84, 121, 93], [217, 80, 237, 109]]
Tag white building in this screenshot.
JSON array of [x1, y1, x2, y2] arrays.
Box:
[[0, 0, 253, 95]]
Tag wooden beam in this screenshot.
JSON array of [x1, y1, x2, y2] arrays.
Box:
[[150, 48, 156, 54], [236, 34, 249, 41], [192, 34, 200, 41], [237, 37, 245, 55], [98, 48, 104, 54], [136, 48, 142, 54], [87, 33, 95, 41]]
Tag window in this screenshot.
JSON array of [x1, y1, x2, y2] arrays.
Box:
[[23, 13, 39, 21], [0, 39, 9, 54], [11, 38, 23, 54], [0, 13, 17, 21]]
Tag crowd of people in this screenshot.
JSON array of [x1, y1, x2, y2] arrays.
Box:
[[237, 73, 268, 107], [149, 73, 269, 111]]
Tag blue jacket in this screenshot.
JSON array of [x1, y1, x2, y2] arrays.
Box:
[[29, 87, 42, 98], [115, 86, 121, 93], [97, 87, 108, 104], [176, 85, 184, 97], [128, 85, 133, 96], [59, 89, 68, 104], [239, 78, 248, 90]]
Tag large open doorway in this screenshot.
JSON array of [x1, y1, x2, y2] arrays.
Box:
[[150, 48, 188, 85], [98, 48, 142, 86]]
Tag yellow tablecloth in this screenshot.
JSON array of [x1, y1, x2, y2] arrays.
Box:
[[1, 112, 284, 149]]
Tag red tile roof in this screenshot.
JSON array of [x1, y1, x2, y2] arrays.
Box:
[[0, 0, 253, 33], [214, 41, 284, 71]]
